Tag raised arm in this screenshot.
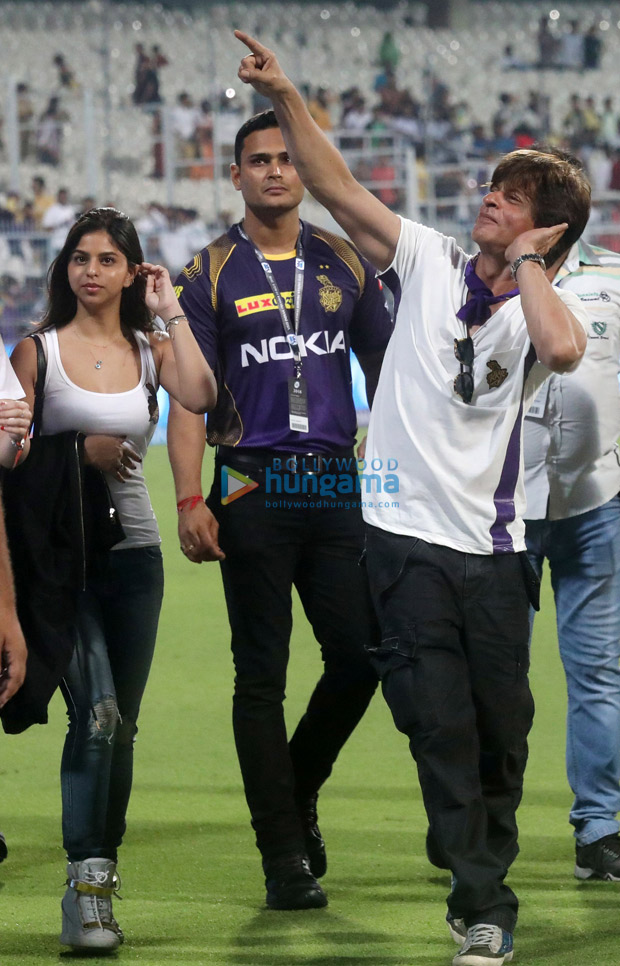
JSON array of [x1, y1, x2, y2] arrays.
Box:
[[505, 225, 587, 372], [235, 30, 401, 271]]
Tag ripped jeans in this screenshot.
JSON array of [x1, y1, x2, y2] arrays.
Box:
[[60, 546, 164, 862]]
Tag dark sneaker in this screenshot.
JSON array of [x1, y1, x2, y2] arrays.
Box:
[[447, 913, 467, 945], [0, 832, 6, 863], [297, 794, 327, 878], [575, 833, 620, 881], [263, 853, 328, 910], [453, 924, 513, 965]]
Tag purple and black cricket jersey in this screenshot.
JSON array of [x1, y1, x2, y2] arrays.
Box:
[[175, 221, 393, 453]]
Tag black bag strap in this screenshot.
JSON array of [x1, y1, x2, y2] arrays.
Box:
[[30, 333, 46, 439]]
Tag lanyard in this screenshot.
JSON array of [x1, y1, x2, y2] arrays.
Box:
[[237, 221, 305, 376]]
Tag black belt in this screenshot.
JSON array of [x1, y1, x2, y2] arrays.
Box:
[[216, 445, 356, 476]]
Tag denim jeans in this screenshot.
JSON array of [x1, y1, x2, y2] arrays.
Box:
[[365, 526, 533, 934], [525, 495, 620, 846], [60, 546, 164, 862]]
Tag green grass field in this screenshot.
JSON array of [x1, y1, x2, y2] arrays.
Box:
[[0, 444, 616, 965]]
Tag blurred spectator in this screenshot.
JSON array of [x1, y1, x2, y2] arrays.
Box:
[[171, 92, 200, 174], [17, 201, 36, 231], [150, 110, 164, 179], [600, 97, 618, 148], [563, 94, 585, 143], [136, 202, 169, 237], [587, 145, 612, 192], [192, 100, 215, 179], [378, 31, 399, 72], [151, 45, 169, 73], [537, 16, 558, 68], [342, 93, 372, 131], [53, 53, 78, 91], [133, 43, 151, 104], [377, 71, 405, 116], [489, 119, 515, 155], [78, 196, 96, 216], [467, 123, 490, 159], [558, 21, 584, 70], [517, 91, 547, 141], [30, 176, 54, 226], [582, 95, 601, 145], [610, 149, 620, 191], [390, 100, 421, 145], [157, 208, 210, 275], [133, 43, 166, 106], [16, 83, 34, 160], [501, 45, 527, 71], [370, 155, 398, 207], [41, 188, 77, 255], [583, 25, 603, 70], [308, 88, 333, 132], [36, 96, 69, 166], [4, 191, 21, 220], [492, 92, 515, 132]]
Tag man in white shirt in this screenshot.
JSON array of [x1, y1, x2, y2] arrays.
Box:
[[524, 238, 620, 882], [233, 32, 591, 966], [41, 188, 77, 255]]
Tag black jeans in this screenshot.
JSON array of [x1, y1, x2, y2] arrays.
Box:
[[208, 451, 379, 860], [365, 525, 534, 933]]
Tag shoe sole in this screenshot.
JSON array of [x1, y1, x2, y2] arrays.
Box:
[[60, 933, 121, 951], [453, 954, 513, 966], [575, 864, 620, 881], [266, 891, 328, 911]]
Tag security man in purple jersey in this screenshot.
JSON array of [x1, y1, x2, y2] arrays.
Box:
[[167, 110, 393, 911]]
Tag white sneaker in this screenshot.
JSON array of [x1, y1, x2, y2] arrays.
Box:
[[60, 857, 124, 951], [452, 923, 514, 966]]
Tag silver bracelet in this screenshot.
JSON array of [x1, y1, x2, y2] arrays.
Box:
[[164, 314, 188, 333], [510, 253, 546, 280]]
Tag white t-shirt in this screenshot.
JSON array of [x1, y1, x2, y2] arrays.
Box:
[[0, 335, 24, 398], [364, 217, 590, 554], [40, 328, 161, 549]]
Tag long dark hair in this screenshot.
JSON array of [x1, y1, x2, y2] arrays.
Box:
[[39, 207, 153, 334]]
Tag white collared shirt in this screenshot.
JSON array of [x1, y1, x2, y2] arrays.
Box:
[[524, 240, 620, 521]]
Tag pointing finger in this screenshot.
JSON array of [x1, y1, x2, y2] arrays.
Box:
[[234, 29, 269, 57]]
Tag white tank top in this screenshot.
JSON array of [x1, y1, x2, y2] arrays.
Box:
[[40, 327, 160, 549]]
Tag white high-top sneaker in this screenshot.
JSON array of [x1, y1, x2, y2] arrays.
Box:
[[60, 857, 124, 951]]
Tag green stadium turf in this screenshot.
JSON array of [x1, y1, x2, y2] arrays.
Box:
[[0, 443, 616, 965]]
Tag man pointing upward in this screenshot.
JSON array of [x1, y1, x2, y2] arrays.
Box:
[[234, 28, 590, 966]]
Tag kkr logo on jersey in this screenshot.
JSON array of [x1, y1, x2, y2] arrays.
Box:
[[241, 331, 346, 367]]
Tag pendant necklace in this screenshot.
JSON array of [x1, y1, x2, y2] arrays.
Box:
[[71, 327, 131, 370]]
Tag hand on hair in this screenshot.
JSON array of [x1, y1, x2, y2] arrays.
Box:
[[139, 262, 183, 323], [505, 223, 568, 267]]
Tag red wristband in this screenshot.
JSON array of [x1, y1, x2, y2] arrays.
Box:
[[177, 494, 204, 512]]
